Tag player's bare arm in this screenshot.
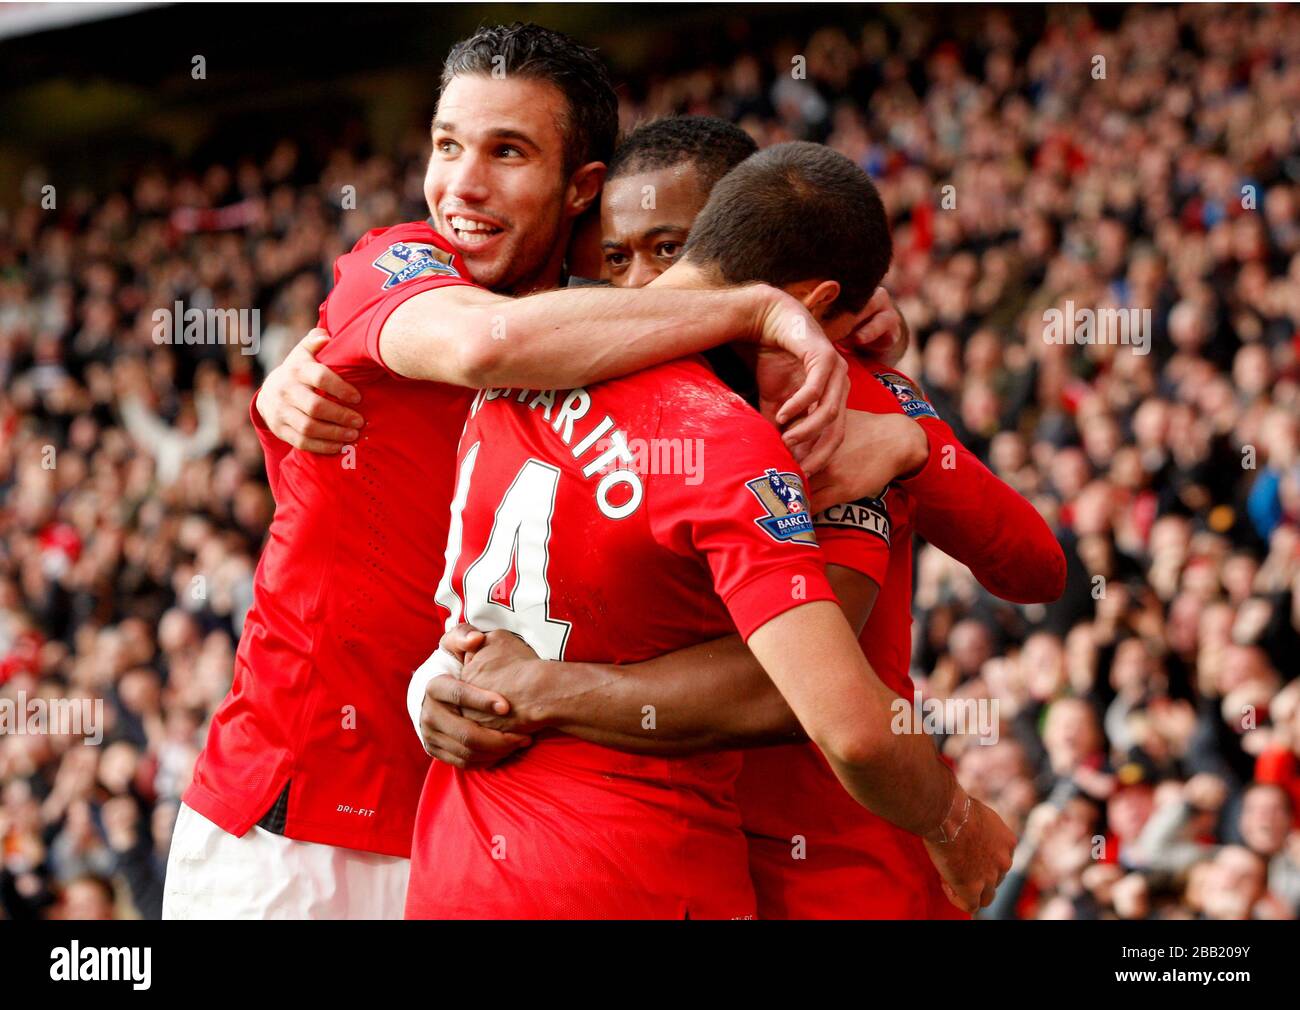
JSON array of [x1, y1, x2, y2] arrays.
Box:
[[260, 281, 847, 470], [423, 563, 878, 755], [746, 600, 1014, 912], [384, 282, 847, 470], [268, 283, 908, 453], [254, 257, 908, 466]]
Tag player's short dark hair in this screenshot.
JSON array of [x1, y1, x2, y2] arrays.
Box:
[[683, 141, 893, 316], [441, 22, 619, 175], [608, 116, 759, 198]]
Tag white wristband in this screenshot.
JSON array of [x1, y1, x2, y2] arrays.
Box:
[[407, 647, 463, 740]]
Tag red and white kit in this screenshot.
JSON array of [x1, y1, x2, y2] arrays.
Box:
[[167, 224, 476, 919], [405, 356, 835, 919]]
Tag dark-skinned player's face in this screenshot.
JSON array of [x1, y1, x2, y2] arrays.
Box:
[[600, 162, 708, 288], [599, 155, 883, 346], [426, 74, 600, 294]]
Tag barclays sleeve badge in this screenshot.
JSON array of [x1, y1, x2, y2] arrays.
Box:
[[873, 371, 939, 420], [372, 241, 460, 290], [745, 468, 818, 546]]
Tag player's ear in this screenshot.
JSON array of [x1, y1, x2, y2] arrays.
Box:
[[566, 161, 607, 219], [799, 280, 841, 320]]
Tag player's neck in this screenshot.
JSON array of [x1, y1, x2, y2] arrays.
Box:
[[503, 262, 566, 297], [501, 230, 572, 296]]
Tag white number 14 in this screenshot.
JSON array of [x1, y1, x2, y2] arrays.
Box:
[[435, 447, 572, 660]]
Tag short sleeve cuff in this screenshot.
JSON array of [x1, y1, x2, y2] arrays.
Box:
[[816, 528, 890, 587], [363, 276, 479, 375], [724, 563, 838, 641]]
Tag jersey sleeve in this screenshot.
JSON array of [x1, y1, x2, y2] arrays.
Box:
[[905, 414, 1067, 604], [812, 492, 893, 587], [859, 361, 1064, 602], [807, 356, 913, 587], [249, 391, 290, 498], [647, 406, 837, 641], [319, 225, 478, 374]]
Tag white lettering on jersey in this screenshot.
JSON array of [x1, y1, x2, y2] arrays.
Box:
[[581, 429, 632, 477], [552, 388, 591, 444], [571, 415, 614, 458], [475, 386, 645, 521], [528, 389, 555, 420], [596, 469, 643, 519]]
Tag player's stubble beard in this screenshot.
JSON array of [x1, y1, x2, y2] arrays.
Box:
[[439, 177, 571, 297]]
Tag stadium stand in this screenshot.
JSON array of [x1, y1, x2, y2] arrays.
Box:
[[1, 3, 1298, 919]]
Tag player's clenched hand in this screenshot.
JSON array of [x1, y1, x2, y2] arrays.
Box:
[[457, 629, 554, 735], [922, 786, 1016, 914], [753, 290, 849, 476], [437, 623, 551, 735], [256, 328, 365, 454], [419, 673, 531, 769], [849, 287, 909, 367], [807, 410, 929, 512]]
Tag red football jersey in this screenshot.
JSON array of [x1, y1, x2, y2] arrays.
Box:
[[404, 356, 837, 919], [737, 358, 963, 919], [185, 222, 478, 857]]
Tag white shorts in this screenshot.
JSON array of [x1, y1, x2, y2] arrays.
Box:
[[162, 802, 410, 920]]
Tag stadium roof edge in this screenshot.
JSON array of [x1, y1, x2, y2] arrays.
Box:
[[0, 0, 166, 41]]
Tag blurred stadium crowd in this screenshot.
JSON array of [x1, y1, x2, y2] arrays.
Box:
[[2, 3, 1299, 920]]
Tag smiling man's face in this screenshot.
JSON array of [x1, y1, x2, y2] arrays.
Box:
[[425, 74, 577, 294]]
